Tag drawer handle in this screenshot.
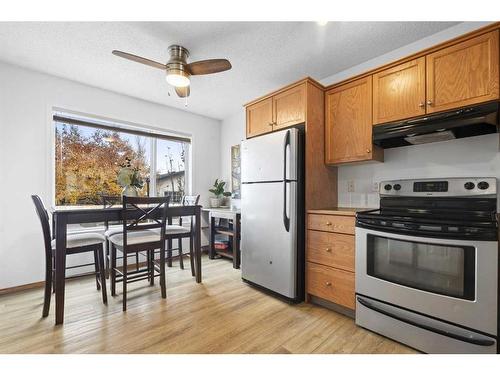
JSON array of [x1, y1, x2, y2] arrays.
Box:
[[325, 281, 332, 287], [325, 247, 332, 253], [325, 222, 332, 226]]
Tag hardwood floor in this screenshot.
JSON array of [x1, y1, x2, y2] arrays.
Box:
[[0, 256, 416, 354]]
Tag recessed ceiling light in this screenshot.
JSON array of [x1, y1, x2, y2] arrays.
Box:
[[317, 21, 328, 26]]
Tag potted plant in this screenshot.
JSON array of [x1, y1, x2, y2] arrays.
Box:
[[209, 179, 231, 207], [117, 157, 144, 196]]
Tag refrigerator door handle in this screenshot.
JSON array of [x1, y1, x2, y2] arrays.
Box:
[[283, 130, 290, 232]]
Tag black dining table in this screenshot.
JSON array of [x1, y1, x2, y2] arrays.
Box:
[[51, 204, 202, 325]]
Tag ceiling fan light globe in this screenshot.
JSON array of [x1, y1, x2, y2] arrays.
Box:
[[166, 69, 190, 87]]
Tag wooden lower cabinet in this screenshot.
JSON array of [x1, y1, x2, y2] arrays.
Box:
[[307, 231, 354, 272], [307, 213, 355, 235], [306, 213, 356, 312], [307, 263, 355, 310]]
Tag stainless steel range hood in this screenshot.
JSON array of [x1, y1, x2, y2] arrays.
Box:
[[373, 102, 499, 149]]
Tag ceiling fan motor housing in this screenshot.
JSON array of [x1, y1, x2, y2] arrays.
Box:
[[167, 45, 190, 75]]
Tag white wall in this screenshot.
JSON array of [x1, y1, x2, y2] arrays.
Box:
[[336, 135, 500, 209], [218, 22, 499, 210], [0, 61, 221, 289], [220, 110, 246, 209]]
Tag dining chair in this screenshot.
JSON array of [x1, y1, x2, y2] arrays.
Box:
[[170, 194, 200, 276], [31, 195, 107, 318], [101, 194, 141, 278], [109, 196, 169, 311]]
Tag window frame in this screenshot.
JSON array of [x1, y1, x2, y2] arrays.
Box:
[[50, 109, 192, 207]]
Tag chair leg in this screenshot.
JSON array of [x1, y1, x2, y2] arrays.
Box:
[[52, 256, 56, 293], [189, 235, 195, 277], [97, 245, 108, 304], [179, 238, 184, 269], [105, 239, 110, 279], [160, 247, 166, 299], [122, 250, 127, 311], [149, 250, 155, 286], [43, 261, 52, 317], [93, 249, 101, 291], [110, 243, 116, 297], [167, 238, 173, 267]]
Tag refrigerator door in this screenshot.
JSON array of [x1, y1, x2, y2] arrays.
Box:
[[241, 128, 298, 183], [241, 180, 297, 298]]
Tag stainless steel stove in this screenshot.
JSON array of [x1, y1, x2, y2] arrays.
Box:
[[355, 177, 499, 353]]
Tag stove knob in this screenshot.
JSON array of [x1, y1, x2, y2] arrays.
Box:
[[384, 184, 392, 191], [464, 182, 475, 190], [478, 181, 490, 190], [393, 184, 401, 191]]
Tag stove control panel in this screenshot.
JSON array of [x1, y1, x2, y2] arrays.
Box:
[[379, 177, 497, 197]]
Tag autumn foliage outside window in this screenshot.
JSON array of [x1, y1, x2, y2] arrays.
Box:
[[55, 119, 188, 206]]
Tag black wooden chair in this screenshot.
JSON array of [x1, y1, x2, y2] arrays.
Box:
[[109, 196, 169, 311], [31, 195, 107, 318], [156, 195, 200, 276], [172, 194, 201, 275], [101, 195, 142, 279]]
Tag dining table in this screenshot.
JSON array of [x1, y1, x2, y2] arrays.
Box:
[[51, 204, 202, 325]]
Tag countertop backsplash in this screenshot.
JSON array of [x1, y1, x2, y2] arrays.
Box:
[[337, 133, 500, 211]]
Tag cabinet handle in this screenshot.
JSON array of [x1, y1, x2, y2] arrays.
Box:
[[418, 102, 425, 108], [427, 100, 433, 106], [325, 221, 332, 226], [366, 148, 371, 153], [268, 122, 273, 127], [325, 247, 332, 252], [325, 281, 332, 287]]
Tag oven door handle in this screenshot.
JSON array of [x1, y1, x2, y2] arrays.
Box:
[[357, 297, 496, 347]]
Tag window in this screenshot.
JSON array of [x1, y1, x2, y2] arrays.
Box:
[[54, 113, 190, 206]]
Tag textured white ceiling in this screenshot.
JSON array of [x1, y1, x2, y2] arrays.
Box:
[[0, 22, 460, 120]]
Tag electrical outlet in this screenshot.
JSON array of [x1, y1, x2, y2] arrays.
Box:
[[347, 180, 355, 193], [372, 182, 379, 192]]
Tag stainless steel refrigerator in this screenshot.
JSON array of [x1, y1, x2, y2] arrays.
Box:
[[240, 128, 305, 302]]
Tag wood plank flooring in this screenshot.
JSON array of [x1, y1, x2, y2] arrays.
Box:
[[0, 256, 416, 354]]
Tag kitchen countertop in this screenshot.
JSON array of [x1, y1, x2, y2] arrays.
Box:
[[307, 207, 376, 216]]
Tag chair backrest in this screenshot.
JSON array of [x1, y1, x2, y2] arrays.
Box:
[[182, 195, 200, 206], [122, 195, 170, 251], [179, 195, 200, 227], [101, 194, 122, 208], [101, 194, 122, 229], [31, 195, 53, 263]]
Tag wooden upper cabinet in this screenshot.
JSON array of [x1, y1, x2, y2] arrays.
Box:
[[426, 30, 499, 113], [373, 57, 426, 124], [273, 83, 306, 130], [325, 76, 382, 164], [246, 97, 273, 138]]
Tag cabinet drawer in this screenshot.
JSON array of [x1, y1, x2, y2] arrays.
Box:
[[307, 262, 355, 310], [307, 231, 354, 272], [307, 214, 355, 235]]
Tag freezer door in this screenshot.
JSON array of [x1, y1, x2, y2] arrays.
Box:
[[241, 128, 298, 183], [241, 181, 297, 298]]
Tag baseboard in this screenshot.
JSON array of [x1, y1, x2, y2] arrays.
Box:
[[0, 281, 46, 295], [0, 250, 209, 295]]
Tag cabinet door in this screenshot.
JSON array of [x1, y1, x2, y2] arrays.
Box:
[[325, 77, 378, 164], [273, 83, 306, 130], [426, 30, 499, 113], [246, 98, 273, 138], [373, 57, 426, 124]]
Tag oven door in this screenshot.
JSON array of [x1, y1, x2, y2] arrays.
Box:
[[355, 226, 498, 335]]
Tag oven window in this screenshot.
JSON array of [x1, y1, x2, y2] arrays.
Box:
[[367, 234, 475, 300]]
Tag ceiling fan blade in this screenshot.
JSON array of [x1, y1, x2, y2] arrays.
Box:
[[112, 50, 166, 70], [187, 59, 232, 75], [175, 85, 190, 98]]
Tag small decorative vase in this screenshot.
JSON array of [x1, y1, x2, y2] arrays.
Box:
[[210, 197, 221, 208], [122, 185, 138, 197]]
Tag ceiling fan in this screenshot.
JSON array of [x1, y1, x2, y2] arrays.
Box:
[[112, 45, 232, 98]]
